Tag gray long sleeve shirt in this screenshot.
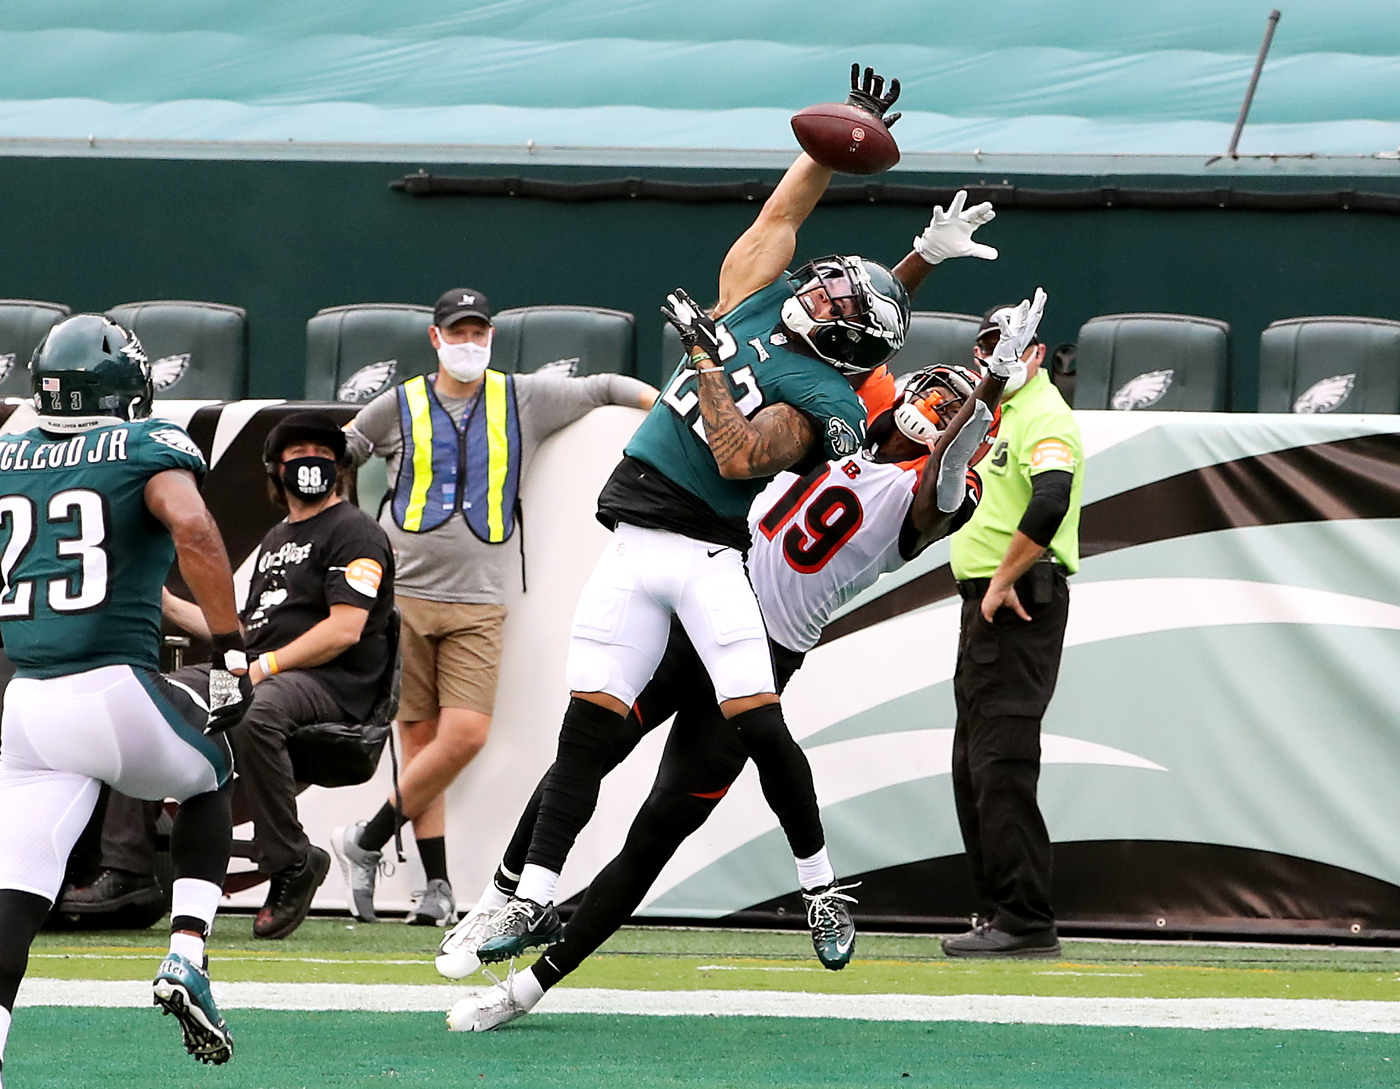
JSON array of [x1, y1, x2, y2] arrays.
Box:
[[345, 371, 650, 604]]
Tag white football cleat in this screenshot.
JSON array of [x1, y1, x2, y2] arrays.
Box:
[[446, 980, 530, 1032], [435, 903, 494, 979]]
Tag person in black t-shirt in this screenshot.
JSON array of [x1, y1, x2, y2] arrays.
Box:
[[161, 412, 394, 940]]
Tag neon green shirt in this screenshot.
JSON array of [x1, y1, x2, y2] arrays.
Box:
[[949, 371, 1083, 579]]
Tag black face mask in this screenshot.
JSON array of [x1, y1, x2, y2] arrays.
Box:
[[281, 456, 338, 500]]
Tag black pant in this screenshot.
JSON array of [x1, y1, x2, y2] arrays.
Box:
[[951, 570, 1069, 936], [511, 621, 805, 989], [171, 665, 347, 875]]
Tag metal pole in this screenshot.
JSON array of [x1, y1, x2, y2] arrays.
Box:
[[1227, 10, 1282, 159]]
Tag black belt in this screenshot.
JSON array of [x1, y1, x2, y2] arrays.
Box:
[[957, 558, 1067, 601]]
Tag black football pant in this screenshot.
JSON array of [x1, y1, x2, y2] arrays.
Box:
[[504, 622, 804, 990], [951, 570, 1069, 937]]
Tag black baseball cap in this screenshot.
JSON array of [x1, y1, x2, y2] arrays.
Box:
[[977, 303, 1041, 344], [263, 411, 348, 464], [434, 287, 492, 328]]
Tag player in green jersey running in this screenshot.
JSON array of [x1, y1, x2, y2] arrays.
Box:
[[0, 316, 250, 1076], [481, 65, 1000, 974]]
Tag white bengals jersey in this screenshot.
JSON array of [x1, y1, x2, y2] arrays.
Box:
[[748, 449, 925, 654]]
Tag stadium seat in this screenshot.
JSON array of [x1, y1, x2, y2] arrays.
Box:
[[304, 303, 436, 403], [1257, 316, 1400, 414], [1072, 313, 1230, 411], [891, 311, 982, 377], [491, 305, 635, 376], [106, 300, 248, 401], [0, 300, 70, 399]]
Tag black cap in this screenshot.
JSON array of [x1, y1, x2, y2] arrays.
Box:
[[977, 303, 1041, 344], [433, 287, 492, 328], [263, 411, 348, 465]]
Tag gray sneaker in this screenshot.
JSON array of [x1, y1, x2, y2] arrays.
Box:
[[406, 878, 458, 927], [330, 823, 387, 923]]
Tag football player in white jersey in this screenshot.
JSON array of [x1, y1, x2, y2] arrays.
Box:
[[438, 320, 1043, 1029]]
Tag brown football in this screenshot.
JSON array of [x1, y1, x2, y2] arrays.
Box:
[[790, 102, 900, 175]]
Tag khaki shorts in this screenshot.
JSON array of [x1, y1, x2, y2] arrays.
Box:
[[396, 595, 507, 720]]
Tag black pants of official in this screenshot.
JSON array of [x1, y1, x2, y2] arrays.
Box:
[[951, 570, 1069, 937]]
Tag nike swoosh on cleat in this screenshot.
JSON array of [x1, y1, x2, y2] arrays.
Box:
[[835, 936, 854, 955]]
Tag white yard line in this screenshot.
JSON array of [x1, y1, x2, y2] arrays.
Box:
[[16, 979, 1400, 1033]]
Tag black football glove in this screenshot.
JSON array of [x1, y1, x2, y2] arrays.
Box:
[[847, 63, 901, 128], [661, 288, 725, 363], [206, 630, 253, 734]]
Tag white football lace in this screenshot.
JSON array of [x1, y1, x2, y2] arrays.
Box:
[[484, 898, 537, 939], [440, 909, 491, 954], [803, 880, 861, 938]]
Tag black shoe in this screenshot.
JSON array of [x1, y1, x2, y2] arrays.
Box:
[[254, 846, 330, 940], [60, 869, 164, 914], [941, 921, 1061, 959]]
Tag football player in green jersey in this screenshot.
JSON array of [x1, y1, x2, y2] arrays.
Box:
[[0, 316, 248, 1075], [481, 65, 1000, 974]]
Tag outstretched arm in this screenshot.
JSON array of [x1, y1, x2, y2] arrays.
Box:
[[892, 190, 999, 298], [907, 370, 1004, 545], [716, 154, 833, 318]]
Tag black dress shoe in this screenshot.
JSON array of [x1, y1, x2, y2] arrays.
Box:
[[59, 869, 164, 914], [942, 921, 1061, 959], [254, 846, 330, 940]]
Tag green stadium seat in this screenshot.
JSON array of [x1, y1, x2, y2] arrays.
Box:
[[106, 300, 248, 401], [1257, 316, 1400, 414], [304, 303, 435, 403], [891, 311, 982, 377], [491, 305, 635, 376], [0, 300, 70, 399], [1073, 313, 1230, 411]]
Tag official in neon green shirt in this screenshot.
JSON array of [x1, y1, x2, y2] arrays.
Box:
[[942, 296, 1082, 961]]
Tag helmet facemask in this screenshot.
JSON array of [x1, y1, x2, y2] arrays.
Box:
[[780, 256, 910, 377], [892, 364, 978, 445]]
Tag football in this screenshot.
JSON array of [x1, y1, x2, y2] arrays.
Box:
[[790, 102, 900, 175]]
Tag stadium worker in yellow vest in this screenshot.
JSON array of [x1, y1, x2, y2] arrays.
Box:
[[337, 288, 657, 926], [941, 289, 1082, 960]]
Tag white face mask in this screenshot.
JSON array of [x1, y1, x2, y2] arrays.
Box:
[[1001, 359, 1029, 397], [436, 332, 491, 382]]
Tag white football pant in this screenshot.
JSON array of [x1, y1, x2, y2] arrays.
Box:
[[566, 523, 774, 706]]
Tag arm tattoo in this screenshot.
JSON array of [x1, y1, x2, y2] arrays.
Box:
[[696, 369, 815, 479]]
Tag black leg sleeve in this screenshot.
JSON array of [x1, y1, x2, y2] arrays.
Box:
[[169, 782, 233, 887], [726, 703, 824, 860], [0, 889, 52, 1013], [524, 697, 631, 874], [533, 789, 718, 990]]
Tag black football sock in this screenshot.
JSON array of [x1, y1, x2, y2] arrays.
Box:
[[500, 778, 544, 878], [170, 783, 233, 884], [533, 788, 717, 991], [525, 697, 629, 874], [359, 801, 405, 853], [0, 889, 51, 1019], [728, 703, 825, 859], [415, 835, 449, 885]]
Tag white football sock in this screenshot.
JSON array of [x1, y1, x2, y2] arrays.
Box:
[[475, 882, 511, 915], [170, 877, 222, 933], [168, 931, 205, 963], [513, 864, 558, 907], [796, 847, 835, 891], [511, 968, 545, 1011]]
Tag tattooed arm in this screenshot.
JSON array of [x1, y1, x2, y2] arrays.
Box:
[[694, 363, 816, 479]]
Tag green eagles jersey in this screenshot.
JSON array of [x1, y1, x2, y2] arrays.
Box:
[[950, 371, 1083, 579], [0, 418, 207, 679], [625, 279, 866, 521]]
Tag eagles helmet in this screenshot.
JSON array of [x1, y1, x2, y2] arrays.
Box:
[[893, 362, 981, 445], [31, 314, 153, 434], [780, 255, 911, 376]]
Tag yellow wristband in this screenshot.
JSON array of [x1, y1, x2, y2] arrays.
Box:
[[260, 651, 280, 676]]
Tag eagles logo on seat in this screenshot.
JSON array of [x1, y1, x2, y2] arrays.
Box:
[[30, 314, 153, 433], [779, 255, 911, 376]]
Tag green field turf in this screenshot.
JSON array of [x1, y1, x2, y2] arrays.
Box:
[[7, 1009, 1398, 1089], [30, 916, 1400, 1002]]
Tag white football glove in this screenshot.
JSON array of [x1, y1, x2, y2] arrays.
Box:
[[912, 190, 998, 265], [985, 287, 1048, 380]]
